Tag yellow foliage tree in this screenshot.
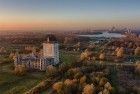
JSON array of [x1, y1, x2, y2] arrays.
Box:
[[80, 75, 87, 84], [9, 53, 15, 58], [82, 84, 95, 94], [64, 79, 75, 86], [115, 47, 120, 52], [53, 82, 64, 94], [99, 53, 105, 60], [116, 47, 124, 58], [104, 82, 112, 91], [80, 52, 88, 61], [102, 88, 110, 94], [80, 49, 92, 61], [99, 77, 108, 87], [134, 47, 140, 56], [14, 64, 27, 75], [135, 61, 140, 74]]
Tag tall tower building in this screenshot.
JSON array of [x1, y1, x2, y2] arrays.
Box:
[[43, 35, 59, 64]]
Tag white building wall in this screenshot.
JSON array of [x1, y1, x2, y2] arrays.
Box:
[[43, 42, 59, 64], [43, 43, 54, 57]]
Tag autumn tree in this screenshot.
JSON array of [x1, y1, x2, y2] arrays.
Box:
[[82, 84, 95, 94], [135, 61, 140, 74], [64, 79, 78, 94], [99, 53, 105, 60], [9, 53, 15, 58], [80, 49, 93, 61], [116, 47, 124, 58], [134, 47, 140, 56], [67, 68, 81, 78], [80, 75, 87, 84], [104, 82, 112, 91], [74, 72, 83, 79], [53, 82, 64, 94], [99, 77, 108, 87], [46, 65, 57, 76], [14, 64, 27, 76], [64, 79, 74, 86], [115, 47, 120, 52], [102, 88, 110, 94]]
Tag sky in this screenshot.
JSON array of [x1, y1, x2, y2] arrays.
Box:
[[0, 0, 140, 31]]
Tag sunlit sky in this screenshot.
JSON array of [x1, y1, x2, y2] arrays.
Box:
[[0, 0, 140, 30]]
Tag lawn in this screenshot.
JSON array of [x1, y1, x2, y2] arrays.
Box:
[[60, 50, 80, 65], [0, 64, 46, 94], [0, 50, 80, 94]]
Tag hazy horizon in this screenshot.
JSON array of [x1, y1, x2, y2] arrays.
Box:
[[0, 0, 140, 31]]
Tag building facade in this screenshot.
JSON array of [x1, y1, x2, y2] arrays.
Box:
[[43, 42, 59, 64], [14, 36, 59, 71]]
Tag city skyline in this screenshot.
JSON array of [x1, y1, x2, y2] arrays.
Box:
[[0, 0, 140, 31]]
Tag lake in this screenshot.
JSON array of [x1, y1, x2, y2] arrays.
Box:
[[78, 32, 126, 38]]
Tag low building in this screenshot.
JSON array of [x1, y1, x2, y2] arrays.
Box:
[[14, 35, 59, 71]]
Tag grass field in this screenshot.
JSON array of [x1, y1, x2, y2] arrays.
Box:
[[0, 63, 46, 94], [60, 50, 80, 64], [0, 50, 80, 94]]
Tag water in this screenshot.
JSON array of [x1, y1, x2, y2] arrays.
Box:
[[79, 32, 126, 38]]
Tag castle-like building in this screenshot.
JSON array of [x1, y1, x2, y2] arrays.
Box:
[[14, 35, 59, 71]]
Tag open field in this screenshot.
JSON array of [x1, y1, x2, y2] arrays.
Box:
[[60, 50, 80, 64], [0, 50, 79, 94], [0, 63, 46, 94]]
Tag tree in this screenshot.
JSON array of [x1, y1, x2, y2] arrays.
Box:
[[80, 49, 93, 61], [80, 75, 87, 84], [116, 47, 124, 58], [102, 88, 110, 94], [74, 72, 83, 79], [80, 52, 88, 61], [63, 79, 78, 94], [46, 65, 57, 76], [99, 77, 108, 87], [99, 53, 105, 60], [82, 84, 95, 94], [14, 64, 27, 76], [64, 79, 74, 86], [9, 53, 15, 58], [53, 82, 64, 94], [134, 47, 140, 56], [104, 82, 112, 91], [67, 68, 81, 79], [115, 47, 120, 52], [135, 61, 140, 74]]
